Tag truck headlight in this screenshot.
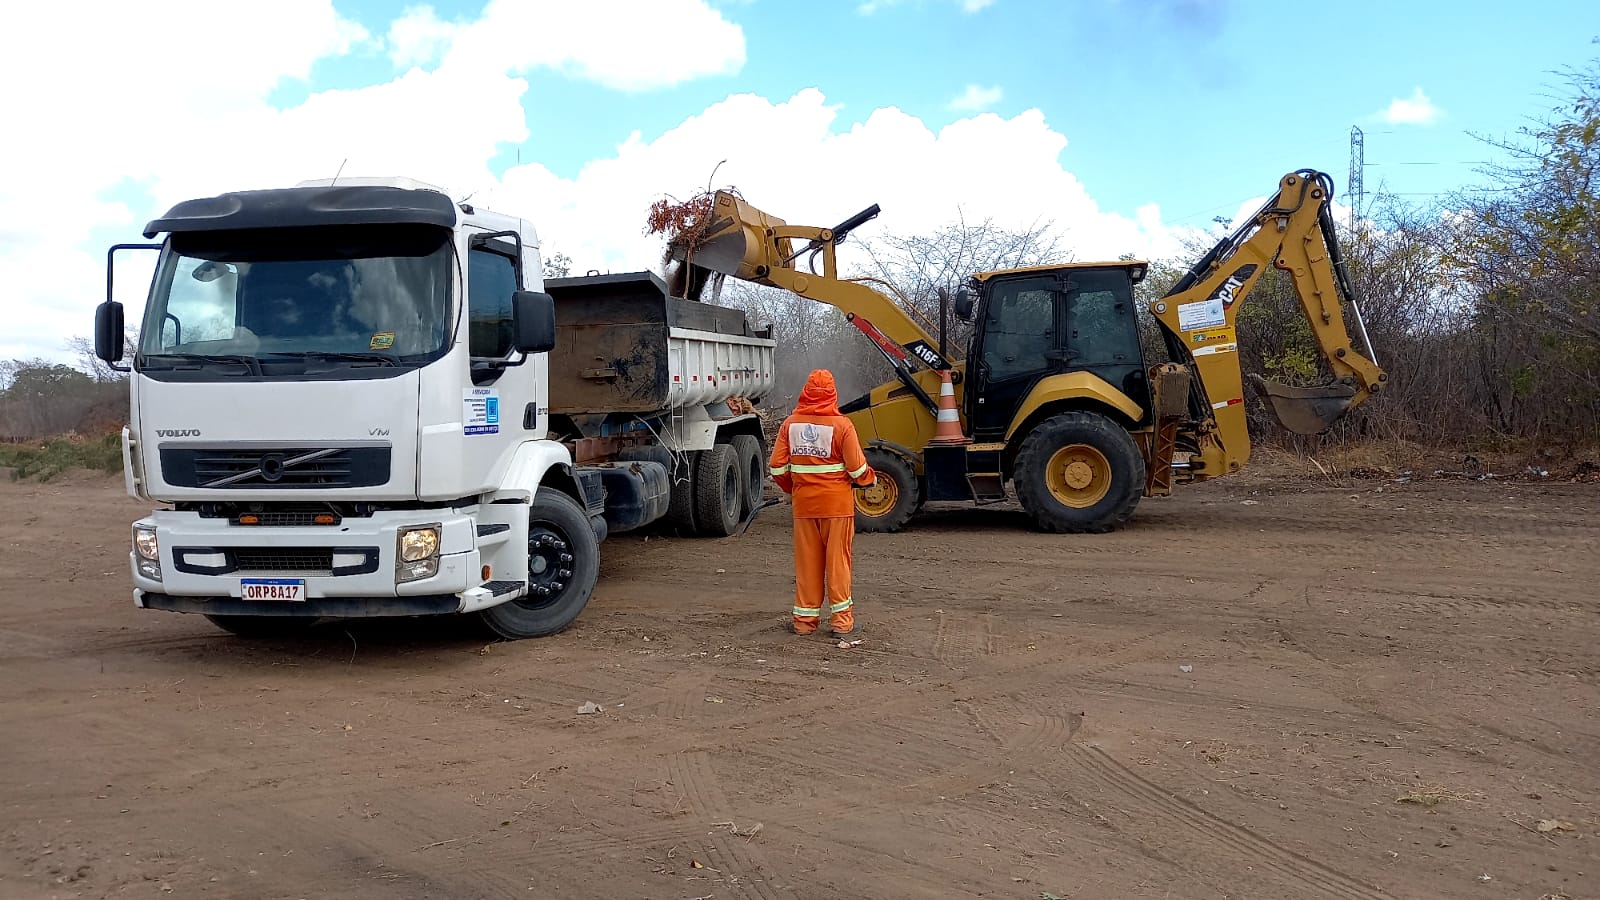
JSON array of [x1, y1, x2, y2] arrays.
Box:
[[133, 525, 161, 581], [396, 525, 441, 582]]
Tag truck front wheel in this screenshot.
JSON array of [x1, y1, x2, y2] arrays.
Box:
[[480, 489, 601, 639], [1013, 411, 1145, 534]]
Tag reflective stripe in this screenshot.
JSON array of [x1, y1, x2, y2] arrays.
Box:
[[830, 598, 853, 613], [848, 463, 870, 479], [790, 462, 845, 473], [793, 606, 821, 618], [769, 465, 790, 475]]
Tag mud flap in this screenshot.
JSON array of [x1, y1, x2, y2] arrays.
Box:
[[1246, 374, 1358, 435]]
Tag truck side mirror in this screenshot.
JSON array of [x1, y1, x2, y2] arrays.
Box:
[[95, 301, 125, 363], [953, 288, 974, 321], [512, 290, 556, 353]]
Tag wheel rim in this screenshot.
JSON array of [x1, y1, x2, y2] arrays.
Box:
[[520, 523, 575, 611], [722, 463, 739, 513], [1045, 443, 1112, 508], [746, 456, 762, 501], [855, 475, 900, 517]]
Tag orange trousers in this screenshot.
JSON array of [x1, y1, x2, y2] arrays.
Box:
[[792, 516, 855, 634]]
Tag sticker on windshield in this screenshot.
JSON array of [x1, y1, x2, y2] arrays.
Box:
[[369, 331, 395, 350], [1177, 298, 1226, 332], [464, 388, 500, 436]]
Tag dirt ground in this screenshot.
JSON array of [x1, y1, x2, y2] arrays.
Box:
[[1, 470, 1596, 900]]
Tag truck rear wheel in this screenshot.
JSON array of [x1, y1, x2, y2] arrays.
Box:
[[479, 489, 600, 639], [665, 451, 698, 535], [205, 615, 319, 639], [728, 433, 766, 519], [854, 448, 918, 533], [1013, 411, 1144, 534], [694, 444, 742, 537]]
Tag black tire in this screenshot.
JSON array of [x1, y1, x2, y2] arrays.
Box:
[[728, 433, 766, 519], [665, 451, 698, 535], [694, 443, 742, 537], [854, 448, 919, 533], [479, 489, 600, 639], [1012, 411, 1145, 534], [204, 614, 319, 639]]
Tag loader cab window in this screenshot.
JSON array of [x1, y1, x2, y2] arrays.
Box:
[[1065, 269, 1141, 366], [467, 244, 519, 359], [980, 276, 1056, 381]]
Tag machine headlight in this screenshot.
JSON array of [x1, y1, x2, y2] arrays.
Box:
[[133, 525, 161, 581], [134, 526, 159, 560], [399, 527, 440, 562], [396, 525, 441, 583]]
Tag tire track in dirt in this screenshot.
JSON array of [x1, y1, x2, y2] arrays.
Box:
[[661, 669, 714, 721], [1064, 743, 1392, 900], [930, 608, 979, 664], [667, 751, 798, 900]]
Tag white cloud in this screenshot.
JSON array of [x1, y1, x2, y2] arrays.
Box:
[[1382, 87, 1443, 126], [2, 2, 1204, 369], [475, 89, 1196, 282], [948, 84, 1003, 112], [386, 5, 462, 68], [962, 0, 998, 10], [0, 0, 747, 363]]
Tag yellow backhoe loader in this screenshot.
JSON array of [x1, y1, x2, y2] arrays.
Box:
[[670, 169, 1387, 533]]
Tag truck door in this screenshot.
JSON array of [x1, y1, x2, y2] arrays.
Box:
[[966, 274, 1060, 441]]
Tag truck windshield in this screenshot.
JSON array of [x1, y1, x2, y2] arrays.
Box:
[[139, 225, 453, 373]]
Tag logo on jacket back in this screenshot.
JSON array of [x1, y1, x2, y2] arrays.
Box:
[[790, 422, 835, 458]]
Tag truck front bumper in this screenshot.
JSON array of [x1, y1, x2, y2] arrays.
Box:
[[130, 508, 491, 618]]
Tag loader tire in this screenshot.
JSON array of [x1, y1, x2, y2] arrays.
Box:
[[205, 615, 319, 639], [853, 448, 919, 533], [479, 489, 599, 639], [728, 433, 766, 519], [694, 444, 742, 537], [1013, 411, 1145, 534], [665, 451, 698, 535]]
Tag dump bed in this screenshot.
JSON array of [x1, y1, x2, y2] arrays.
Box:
[[543, 271, 776, 416]]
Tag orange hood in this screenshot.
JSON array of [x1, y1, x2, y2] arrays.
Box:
[[795, 369, 840, 416]]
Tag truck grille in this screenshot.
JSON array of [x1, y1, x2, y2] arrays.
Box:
[[160, 446, 390, 489], [233, 549, 335, 574]]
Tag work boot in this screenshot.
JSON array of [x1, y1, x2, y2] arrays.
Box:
[[792, 621, 820, 636], [830, 625, 859, 640]]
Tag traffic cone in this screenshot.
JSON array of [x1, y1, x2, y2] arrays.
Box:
[[927, 368, 970, 445]]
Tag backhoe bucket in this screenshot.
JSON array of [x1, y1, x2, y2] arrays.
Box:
[[671, 191, 791, 283], [1246, 374, 1358, 436]]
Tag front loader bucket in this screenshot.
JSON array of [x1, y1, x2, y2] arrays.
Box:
[[669, 191, 792, 283], [1246, 374, 1358, 435]]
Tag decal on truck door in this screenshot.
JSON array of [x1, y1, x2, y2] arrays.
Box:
[[463, 388, 501, 436]]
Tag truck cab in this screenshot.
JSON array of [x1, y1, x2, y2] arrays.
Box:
[[96, 177, 773, 639]]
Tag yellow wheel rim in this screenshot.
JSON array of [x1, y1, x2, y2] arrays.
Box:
[[1045, 443, 1112, 508], [855, 476, 900, 517]]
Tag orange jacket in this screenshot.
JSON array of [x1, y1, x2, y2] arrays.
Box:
[[769, 370, 875, 518]]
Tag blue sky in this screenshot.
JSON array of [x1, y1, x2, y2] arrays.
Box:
[[3, 0, 1596, 363]]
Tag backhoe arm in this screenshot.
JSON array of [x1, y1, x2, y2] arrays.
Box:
[[673, 191, 951, 413], [1149, 170, 1387, 473]]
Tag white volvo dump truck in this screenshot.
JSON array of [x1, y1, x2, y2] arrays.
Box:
[[93, 177, 775, 639]]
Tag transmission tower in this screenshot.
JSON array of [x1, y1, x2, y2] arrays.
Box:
[[1348, 126, 1365, 229]]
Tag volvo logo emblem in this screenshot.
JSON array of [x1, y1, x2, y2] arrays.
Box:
[[258, 453, 287, 483]]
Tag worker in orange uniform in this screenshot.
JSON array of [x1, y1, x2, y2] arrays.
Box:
[[768, 369, 876, 637]]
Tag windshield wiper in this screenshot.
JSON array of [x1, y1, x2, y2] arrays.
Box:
[[265, 351, 400, 367], [142, 353, 262, 375]]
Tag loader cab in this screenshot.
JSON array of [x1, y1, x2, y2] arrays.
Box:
[[961, 263, 1152, 440]]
